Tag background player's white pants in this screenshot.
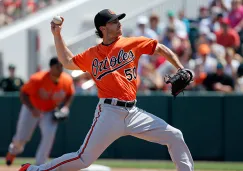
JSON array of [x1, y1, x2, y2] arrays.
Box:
[[9, 105, 58, 165], [28, 99, 193, 171]]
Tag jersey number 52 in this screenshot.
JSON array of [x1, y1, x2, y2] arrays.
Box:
[[124, 67, 137, 81]]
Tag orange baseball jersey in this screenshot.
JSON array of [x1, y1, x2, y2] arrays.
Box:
[[21, 71, 75, 112], [73, 36, 158, 101]]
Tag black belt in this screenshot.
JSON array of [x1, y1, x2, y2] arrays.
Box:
[[104, 99, 136, 108]]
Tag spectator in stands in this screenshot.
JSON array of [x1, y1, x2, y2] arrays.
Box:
[[178, 10, 190, 33], [198, 6, 209, 21], [236, 63, 243, 92], [149, 13, 163, 38], [176, 32, 193, 68], [14, 0, 37, 15], [0, 3, 13, 26], [156, 59, 177, 89], [224, 47, 240, 78], [49, 0, 59, 5], [0, 0, 64, 28], [195, 43, 217, 73], [36, 0, 47, 10], [203, 62, 235, 92], [207, 32, 226, 62], [226, 46, 243, 63], [178, 47, 195, 71], [196, 26, 211, 48], [150, 54, 166, 69], [0, 64, 24, 92], [228, 0, 243, 55], [138, 63, 163, 93], [188, 63, 207, 91], [216, 18, 240, 49], [209, 0, 229, 12], [161, 27, 181, 52], [133, 15, 158, 76], [167, 10, 188, 38], [199, 6, 222, 33], [3, 0, 18, 20], [133, 15, 158, 40], [27, 0, 37, 14], [228, 0, 243, 32]]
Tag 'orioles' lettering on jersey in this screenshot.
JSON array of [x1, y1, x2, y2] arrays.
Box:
[[21, 71, 75, 112], [92, 49, 135, 80], [73, 36, 157, 101]]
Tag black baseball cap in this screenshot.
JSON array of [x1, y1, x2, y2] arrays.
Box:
[[49, 57, 61, 67], [94, 9, 126, 31]]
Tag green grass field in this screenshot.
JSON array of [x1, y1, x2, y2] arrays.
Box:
[[96, 160, 243, 170], [0, 158, 243, 171]]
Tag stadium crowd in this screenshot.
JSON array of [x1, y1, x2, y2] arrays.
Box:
[[1, 0, 243, 95], [131, 0, 243, 94], [0, 0, 65, 27], [74, 0, 243, 94]]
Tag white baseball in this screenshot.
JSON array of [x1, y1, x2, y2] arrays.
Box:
[[52, 15, 62, 25]]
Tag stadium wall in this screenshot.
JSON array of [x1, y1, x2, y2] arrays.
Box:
[[0, 93, 242, 161]]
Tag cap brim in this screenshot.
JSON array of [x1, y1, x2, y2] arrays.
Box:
[[108, 13, 126, 23]]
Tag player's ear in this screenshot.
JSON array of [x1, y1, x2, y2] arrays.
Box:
[[60, 17, 64, 22], [99, 26, 106, 32]]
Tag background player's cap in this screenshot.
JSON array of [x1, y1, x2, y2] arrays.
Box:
[[94, 9, 126, 31], [49, 57, 61, 67]]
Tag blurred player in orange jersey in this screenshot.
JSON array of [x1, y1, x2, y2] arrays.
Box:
[[6, 57, 75, 166]]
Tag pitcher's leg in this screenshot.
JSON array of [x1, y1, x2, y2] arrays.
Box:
[[35, 112, 58, 165], [9, 105, 38, 155], [127, 107, 193, 171], [28, 104, 126, 171]]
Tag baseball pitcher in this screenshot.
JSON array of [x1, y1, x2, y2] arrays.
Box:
[[19, 9, 193, 171], [6, 57, 75, 166]]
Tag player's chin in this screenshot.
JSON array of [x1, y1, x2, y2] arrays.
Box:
[[54, 73, 62, 78], [117, 30, 122, 36]]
